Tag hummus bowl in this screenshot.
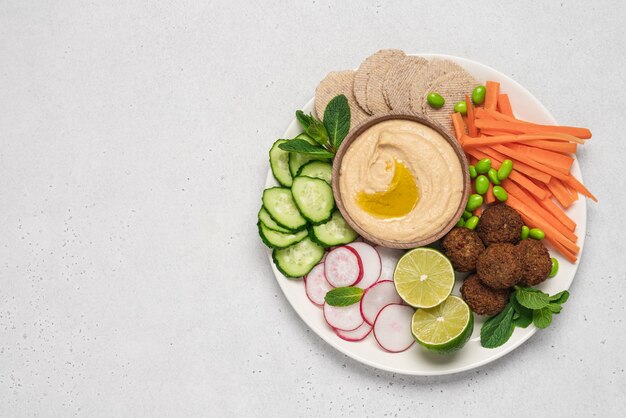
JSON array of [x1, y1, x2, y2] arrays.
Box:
[[332, 113, 471, 249]]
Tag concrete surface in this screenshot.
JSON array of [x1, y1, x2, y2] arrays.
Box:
[[0, 0, 624, 416]]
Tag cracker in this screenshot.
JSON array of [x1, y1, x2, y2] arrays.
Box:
[[315, 70, 370, 130], [365, 50, 406, 114], [353, 49, 405, 114], [420, 71, 479, 136], [409, 59, 469, 114], [382, 55, 428, 112]]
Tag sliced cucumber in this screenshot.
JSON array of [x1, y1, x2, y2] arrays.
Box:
[[296, 161, 332, 184], [288, 133, 331, 176], [310, 211, 359, 247], [269, 139, 293, 187], [262, 187, 307, 231], [258, 222, 308, 249], [258, 207, 291, 233], [291, 176, 335, 225], [272, 237, 325, 278]]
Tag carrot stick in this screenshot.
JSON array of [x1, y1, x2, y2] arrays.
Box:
[[479, 129, 515, 136], [466, 145, 552, 184], [537, 196, 576, 231], [497, 94, 514, 117], [474, 119, 592, 140], [563, 174, 597, 202], [523, 140, 577, 154], [485, 81, 500, 111], [474, 206, 483, 217], [491, 144, 571, 181], [465, 95, 478, 137], [547, 237, 578, 263], [451, 112, 466, 141], [546, 178, 575, 208], [507, 143, 574, 174], [508, 171, 548, 200], [502, 180, 578, 242], [486, 182, 495, 204], [461, 134, 582, 147], [563, 182, 579, 202]]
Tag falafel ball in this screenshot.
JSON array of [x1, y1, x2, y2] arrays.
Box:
[[516, 239, 552, 286], [476, 243, 522, 289], [442, 227, 485, 272], [461, 274, 511, 316], [476, 204, 524, 246]]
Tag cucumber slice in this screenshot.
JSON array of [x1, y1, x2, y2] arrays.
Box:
[[272, 237, 325, 278], [269, 139, 293, 187], [262, 187, 307, 231], [296, 161, 332, 184], [288, 134, 331, 176], [258, 207, 291, 233], [258, 222, 308, 249], [310, 211, 359, 247], [291, 176, 335, 225]]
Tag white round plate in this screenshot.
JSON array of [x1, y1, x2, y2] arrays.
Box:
[[264, 54, 586, 375]]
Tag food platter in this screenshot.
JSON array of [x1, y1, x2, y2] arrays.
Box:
[[263, 53, 587, 375]]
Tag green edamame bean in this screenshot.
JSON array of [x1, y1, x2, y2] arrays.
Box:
[[529, 228, 545, 240], [475, 158, 491, 174], [521, 225, 530, 240], [487, 168, 501, 185], [497, 159, 513, 181], [549, 257, 559, 278], [472, 85, 486, 105], [462, 210, 473, 220], [466, 194, 484, 212], [475, 175, 489, 195], [492, 186, 508, 202], [465, 216, 479, 230], [454, 101, 467, 115], [427, 93, 445, 109], [456, 218, 465, 227], [469, 165, 477, 179]]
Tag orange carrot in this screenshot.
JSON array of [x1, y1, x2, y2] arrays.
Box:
[[546, 178, 575, 208], [474, 119, 592, 140], [465, 145, 552, 184], [537, 196, 576, 231], [485, 81, 500, 111], [523, 140, 577, 154], [507, 143, 574, 174], [486, 182, 495, 204], [502, 180, 578, 242], [474, 206, 483, 217], [563, 174, 598, 202], [451, 112, 466, 141], [465, 95, 478, 137], [547, 237, 578, 263], [491, 144, 570, 181], [508, 170, 548, 200], [461, 134, 582, 147], [497, 94, 514, 117]]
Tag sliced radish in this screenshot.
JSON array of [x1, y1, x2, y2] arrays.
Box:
[[346, 242, 382, 289], [373, 304, 415, 353], [324, 246, 363, 287], [323, 302, 363, 331], [359, 280, 403, 325], [304, 263, 333, 306], [375, 246, 405, 281], [335, 322, 372, 342]]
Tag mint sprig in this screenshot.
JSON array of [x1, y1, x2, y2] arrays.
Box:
[[323, 94, 351, 149], [324, 286, 364, 307]]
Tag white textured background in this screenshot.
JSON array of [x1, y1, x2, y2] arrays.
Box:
[[0, 1, 624, 416]]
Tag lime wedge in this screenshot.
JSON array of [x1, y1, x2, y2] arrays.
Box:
[[411, 296, 474, 354], [393, 248, 455, 308]]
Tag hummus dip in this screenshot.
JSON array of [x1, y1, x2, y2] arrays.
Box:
[[339, 119, 464, 243]]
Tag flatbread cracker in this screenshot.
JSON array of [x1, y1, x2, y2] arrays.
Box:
[[409, 59, 469, 114], [353, 49, 405, 114], [420, 71, 479, 136], [365, 51, 406, 114], [382, 56, 428, 112], [315, 70, 369, 130]]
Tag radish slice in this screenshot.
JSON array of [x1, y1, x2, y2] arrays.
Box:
[[335, 322, 372, 342], [346, 242, 382, 289], [359, 280, 403, 325], [375, 246, 405, 281], [324, 246, 363, 287], [323, 302, 363, 331], [304, 263, 333, 306], [373, 304, 415, 353]]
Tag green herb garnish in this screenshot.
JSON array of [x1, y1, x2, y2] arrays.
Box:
[[323, 94, 351, 149], [324, 286, 364, 307]]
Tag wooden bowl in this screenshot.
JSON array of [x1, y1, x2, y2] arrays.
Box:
[[331, 113, 471, 249]]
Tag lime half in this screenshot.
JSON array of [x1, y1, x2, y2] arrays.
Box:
[[393, 248, 455, 308], [411, 296, 474, 354]]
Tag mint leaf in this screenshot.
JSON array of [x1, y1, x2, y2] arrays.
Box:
[[481, 303, 515, 348], [296, 110, 314, 130], [324, 287, 364, 307], [532, 307, 553, 329], [515, 286, 550, 310], [549, 290, 570, 305], [305, 117, 330, 148], [324, 94, 351, 149], [548, 303, 562, 314], [278, 139, 335, 158], [511, 294, 533, 328]]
